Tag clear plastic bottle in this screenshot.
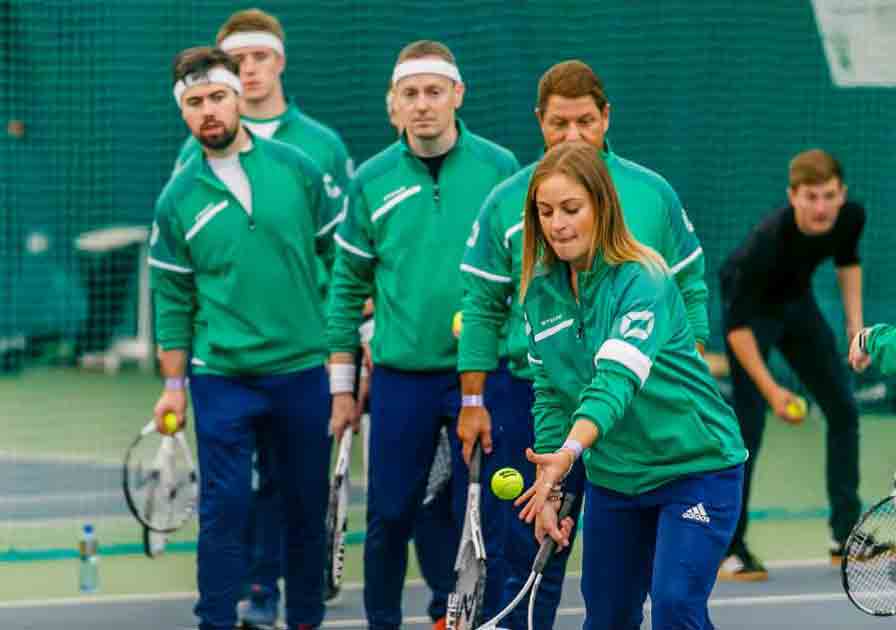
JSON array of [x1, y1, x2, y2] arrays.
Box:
[[78, 523, 99, 593]]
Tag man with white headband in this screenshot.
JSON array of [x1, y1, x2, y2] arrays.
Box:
[[175, 9, 352, 194], [171, 10, 355, 627], [327, 40, 519, 630], [151, 46, 340, 630]]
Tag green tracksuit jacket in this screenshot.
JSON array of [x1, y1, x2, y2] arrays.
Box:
[[174, 103, 352, 296], [862, 324, 896, 375], [327, 120, 519, 370], [150, 135, 341, 375], [459, 146, 707, 381], [523, 256, 746, 495]]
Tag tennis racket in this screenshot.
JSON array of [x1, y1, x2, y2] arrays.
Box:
[[447, 442, 486, 630], [142, 524, 168, 558], [122, 419, 198, 533], [424, 427, 453, 505], [475, 491, 577, 630], [842, 473, 896, 616], [324, 429, 353, 602]]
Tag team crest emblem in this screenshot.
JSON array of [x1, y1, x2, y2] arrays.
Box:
[[620, 311, 654, 340]]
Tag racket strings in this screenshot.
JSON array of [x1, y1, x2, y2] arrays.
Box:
[[527, 574, 543, 630], [475, 572, 536, 629], [326, 432, 352, 600], [844, 498, 896, 614], [124, 435, 196, 532]]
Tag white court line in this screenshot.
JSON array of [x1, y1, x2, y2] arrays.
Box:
[[0, 490, 121, 506], [0, 559, 849, 614], [0, 450, 121, 466], [0, 591, 197, 609], [168, 592, 856, 629], [315, 592, 855, 628], [0, 514, 142, 530]]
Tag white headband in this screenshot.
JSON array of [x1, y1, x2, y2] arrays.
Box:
[[219, 31, 285, 56], [391, 59, 463, 85], [173, 67, 243, 106]]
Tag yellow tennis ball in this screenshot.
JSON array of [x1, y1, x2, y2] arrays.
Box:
[[452, 311, 463, 339], [162, 412, 179, 435], [785, 396, 808, 422], [491, 467, 524, 501]]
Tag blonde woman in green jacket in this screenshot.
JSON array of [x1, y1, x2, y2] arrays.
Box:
[[515, 142, 747, 630]]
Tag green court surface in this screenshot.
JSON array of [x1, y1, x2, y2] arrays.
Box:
[[0, 368, 893, 601]]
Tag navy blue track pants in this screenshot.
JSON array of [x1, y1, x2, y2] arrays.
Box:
[[190, 367, 331, 630]]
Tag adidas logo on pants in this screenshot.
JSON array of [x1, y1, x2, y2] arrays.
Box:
[[682, 502, 711, 523]]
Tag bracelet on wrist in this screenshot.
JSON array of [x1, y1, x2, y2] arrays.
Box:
[[359, 319, 374, 345], [560, 438, 584, 461], [164, 377, 186, 391], [859, 327, 870, 352], [462, 394, 484, 408]]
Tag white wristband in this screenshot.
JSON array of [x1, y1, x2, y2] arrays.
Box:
[[359, 319, 374, 344], [330, 363, 355, 394], [560, 439, 584, 461], [462, 395, 484, 407], [165, 377, 186, 391]]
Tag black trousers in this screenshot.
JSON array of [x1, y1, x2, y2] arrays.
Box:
[[722, 291, 861, 550]]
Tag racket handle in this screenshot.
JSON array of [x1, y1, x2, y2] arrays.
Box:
[[469, 442, 482, 483], [532, 492, 577, 573]]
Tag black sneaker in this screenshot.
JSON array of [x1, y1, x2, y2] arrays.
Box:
[[831, 536, 894, 566], [718, 547, 769, 581]]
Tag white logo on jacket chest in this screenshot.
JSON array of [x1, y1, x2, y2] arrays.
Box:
[[467, 220, 480, 247], [186, 200, 229, 242], [534, 318, 575, 343], [383, 186, 408, 203], [620, 311, 655, 340], [195, 200, 228, 223], [372, 185, 422, 222]]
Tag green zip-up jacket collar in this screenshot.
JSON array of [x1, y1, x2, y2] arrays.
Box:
[[173, 102, 353, 300], [327, 119, 519, 370], [523, 255, 745, 495], [176, 101, 352, 191]]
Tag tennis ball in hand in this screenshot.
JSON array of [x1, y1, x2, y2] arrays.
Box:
[[491, 467, 524, 501], [452, 311, 463, 339], [162, 412, 179, 435], [785, 396, 808, 423]]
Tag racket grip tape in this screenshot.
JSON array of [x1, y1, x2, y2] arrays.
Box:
[[469, 442, 482, 483], [532, 492, 577, 573]]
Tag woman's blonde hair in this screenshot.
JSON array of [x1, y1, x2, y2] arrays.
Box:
[[519, 141, 667, 301]]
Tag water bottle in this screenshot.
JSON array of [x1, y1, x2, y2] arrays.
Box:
[[78, 523, 99, 593]]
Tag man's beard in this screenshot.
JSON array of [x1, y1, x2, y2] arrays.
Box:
[[198, 122, 238, 150]]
